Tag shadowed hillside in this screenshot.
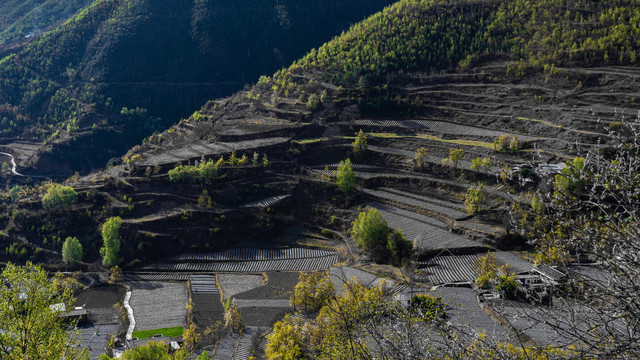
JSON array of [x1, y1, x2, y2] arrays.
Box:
[[0, 0, 394, 175]]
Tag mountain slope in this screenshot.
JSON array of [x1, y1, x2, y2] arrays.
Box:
[[2, 0, 639, 270], [0, 0, 394, 174]]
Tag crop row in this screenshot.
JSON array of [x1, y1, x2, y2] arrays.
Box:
[[240, 195, 290, 208], [416, 254, 480, 284], [366, 145, 416, 158], [310, 168, 388, 180], [312, 163, 381, 171], [190, 275, 219, 294], [143, 137, 290, 166], [353, 119, 533, 140], [171, 247, 337, 262], [234, 330, 254, 360], [146, 256, 338, 272], [362, 188, 467, 220], [371, 203, 478, 251], [382, 188, 465, 211], [123, 273, 190, 281], [213, 333, 241, 360]]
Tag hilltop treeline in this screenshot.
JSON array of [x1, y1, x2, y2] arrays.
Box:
[[286, 0, 640, 84]]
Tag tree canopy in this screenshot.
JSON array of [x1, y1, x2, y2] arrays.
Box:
[[100, 216, 122, 267], [0, 263, 82, 360], [62, 236, 83, 266], [336, 159, 357, 194]]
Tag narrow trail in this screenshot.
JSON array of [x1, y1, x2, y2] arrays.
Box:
[[0, 151, 67, 178], [124, 285, 135, 340]]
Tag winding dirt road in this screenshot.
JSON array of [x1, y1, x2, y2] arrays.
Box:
[[0, 151, 22, 176]]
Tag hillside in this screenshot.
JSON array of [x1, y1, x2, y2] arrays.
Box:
[[0, 0, 394, 175], [1, 0, 639, 358], [1, 0, 637, 267]]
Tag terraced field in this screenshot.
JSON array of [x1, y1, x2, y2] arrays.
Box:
[[362, 188, 467, 220], [190, 275, 225, 329], [217, 274, 265, 301], [348, 119, 537, 141], [240, 195, 290, 208], [141, 137, 291, 166], [145, 248, 339, 272], [416, 254, 480, 284], [124, 273, 190, 282], [128, 282, 188, 332], [233, 327, 258, 360], [370, 202, 480, 251], [213, 333, 240, 360]]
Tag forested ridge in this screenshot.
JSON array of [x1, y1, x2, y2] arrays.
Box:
[[288, 0, 640, 84], [0, 0, 394, 173]]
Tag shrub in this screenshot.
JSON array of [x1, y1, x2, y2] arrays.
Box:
[[442, 148, 463, 169], [464, 185, 485, 214], [471, 157, 492, 173], [410, 294, 446, 321], [353, 129, 367, 153], [168, 158, 219, 183], [42, 184, 77, 209], [414, 147, 429, 169]]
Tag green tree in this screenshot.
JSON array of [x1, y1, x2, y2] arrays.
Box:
[[265, 314, 307, 360], [0, 263, 83, 360], [509, 135, 520, 151], [351, 208, 390, 251], [471, 157, 492, 173], [42, 183, 78, 209], [336, 159, 357, 194], [414, 147, 429, 169], [353, 129, 367, 154], [493, 134, 511, 151], [386, 229, 412, 266], [98, 341, 187, 360], [62, 236, 83, 266], [442, 148, 464, 169], [100, 216, 122, 267], [291, 271, 335, 313], [464, 185, 485, 214]]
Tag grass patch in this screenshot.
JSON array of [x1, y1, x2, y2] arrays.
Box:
[[368, 132, 494, 148], [516, 116, 599, 135], [417, 134, 494, 149], [517, 116, 562, 128], [293, 137, 329, 144], [368, 132, 402, 138], [132, 326, 184, 340]]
